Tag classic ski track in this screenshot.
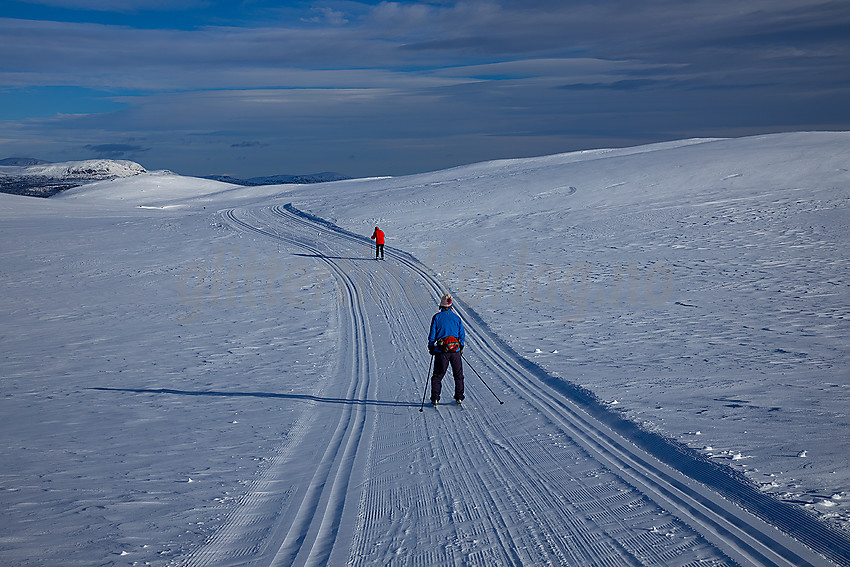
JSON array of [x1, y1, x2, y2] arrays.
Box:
[[266, 208, 538, 564], [272, 206, 743, 566], [268, 209, 632, 565], [269, 207, 720, 565], [174, 415, 314, 567], [195, 208, 375, 567], [268, 205, 841, 567], [201, 204, 842, 567], [258, 207, 643, 565]]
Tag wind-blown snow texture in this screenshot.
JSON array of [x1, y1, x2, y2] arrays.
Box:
[[1, 132, 848, 566]]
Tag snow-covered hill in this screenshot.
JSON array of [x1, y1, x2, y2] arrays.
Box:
[[21, 158, 148, 179], [0, 158, 149, 197], [1, 132, 849, 566], [0, 157, 349, 197]]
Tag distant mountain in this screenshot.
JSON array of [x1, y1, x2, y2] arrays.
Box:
[[0, 157, 52, 166], [0, 156, 351, 198], [0, 158, 147, 197], [204, 172, 351, 186]]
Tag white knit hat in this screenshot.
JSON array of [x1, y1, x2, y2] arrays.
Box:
[[439, 293, 453, 308]]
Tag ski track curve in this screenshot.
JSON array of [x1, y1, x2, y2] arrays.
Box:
[[174, 207, 376, 567], [175, 204, 849, 567]]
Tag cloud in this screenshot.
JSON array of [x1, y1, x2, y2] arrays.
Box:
[[3, 1, 848, 91], [84, 143, 149, 157], [301, 6, 349, 26], [559, 79, 664, 91], [1, 1, 849, 177], [231, 141, 267, 148]]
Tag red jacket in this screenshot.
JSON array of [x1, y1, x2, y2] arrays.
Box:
[[371, 227, 385, 245]]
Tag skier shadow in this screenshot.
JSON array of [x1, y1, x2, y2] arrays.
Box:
[[88, 387, 419, 408], [293, 253, 377, 261]]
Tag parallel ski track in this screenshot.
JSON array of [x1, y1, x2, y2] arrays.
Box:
[[207, 208, 375, 567], [271, 204, 849, 567], [206, 203, 850, 567]]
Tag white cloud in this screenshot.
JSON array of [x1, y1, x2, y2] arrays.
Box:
[[301, 6, 349, 26], [2, 0, 849, 176]]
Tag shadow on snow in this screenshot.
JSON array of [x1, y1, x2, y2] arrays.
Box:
[[292, 253, 379, 261], [88, 387, 418, 408]]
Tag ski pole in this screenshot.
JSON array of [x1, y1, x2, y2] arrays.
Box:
[[419, 354, 435, 412], [462, 353, 504, 405]]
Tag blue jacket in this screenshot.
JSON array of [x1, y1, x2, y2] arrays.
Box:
[[428, 308, 465, 349]]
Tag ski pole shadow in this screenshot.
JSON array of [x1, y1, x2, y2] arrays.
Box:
[[88, 387, 419, 408]]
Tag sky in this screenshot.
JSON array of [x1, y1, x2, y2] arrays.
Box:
[[1, 0, 850, 178]]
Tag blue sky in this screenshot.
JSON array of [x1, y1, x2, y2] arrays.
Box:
[[2, 0, 849, 178]]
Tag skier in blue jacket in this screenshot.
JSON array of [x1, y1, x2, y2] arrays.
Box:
[[427, 293, 465, 405]]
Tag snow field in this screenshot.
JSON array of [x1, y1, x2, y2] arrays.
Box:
[[292, 132, 850, 535], [0, 208, 340, 565], [1, 132, 849, 566]]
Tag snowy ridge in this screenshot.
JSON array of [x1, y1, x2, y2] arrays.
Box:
[[0, 158, 149, 197], [20, 159, 147, 179], [0, 158, 147, 181]]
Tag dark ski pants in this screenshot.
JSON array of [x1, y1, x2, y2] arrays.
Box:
[[431, 352, 464, 401], [375, 243, 384, 259]]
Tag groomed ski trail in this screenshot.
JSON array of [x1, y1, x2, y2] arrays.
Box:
[[175, 203, 847, 567]]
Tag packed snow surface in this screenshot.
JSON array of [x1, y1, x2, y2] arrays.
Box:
[[1, 132, 849, 566]]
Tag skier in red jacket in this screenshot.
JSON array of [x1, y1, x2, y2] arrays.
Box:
[[371, 226, 385, 260]]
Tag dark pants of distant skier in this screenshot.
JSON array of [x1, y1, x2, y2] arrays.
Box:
[[375, 243, 384, 259], [432, 352, 464, 401]]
